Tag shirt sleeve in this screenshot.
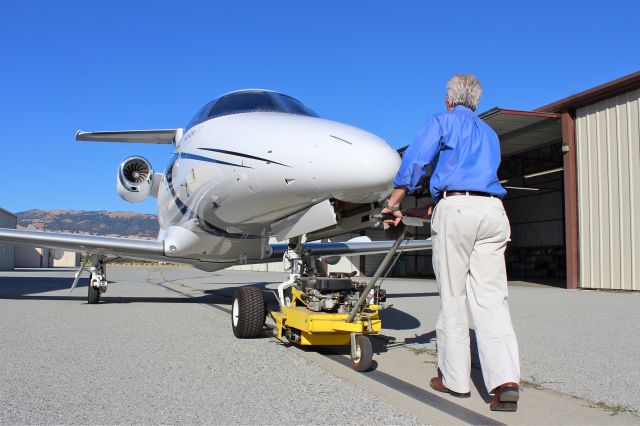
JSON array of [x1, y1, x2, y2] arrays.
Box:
[[393, 116, 442, 193]]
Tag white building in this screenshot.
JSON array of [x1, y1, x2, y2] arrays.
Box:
[[0, 208, 17, 271]]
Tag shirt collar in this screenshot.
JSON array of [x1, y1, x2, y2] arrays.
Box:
[[453, 105, 473, 113]]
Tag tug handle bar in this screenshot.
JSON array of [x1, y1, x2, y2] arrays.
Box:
[[370, 213, 429, 228]]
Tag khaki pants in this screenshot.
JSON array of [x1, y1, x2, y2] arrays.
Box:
[[431, 194, 520, 394]]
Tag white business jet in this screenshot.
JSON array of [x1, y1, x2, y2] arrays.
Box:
[[0, 90, 431, 304]]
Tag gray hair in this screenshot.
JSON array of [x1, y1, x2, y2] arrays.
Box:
[[446, 74, 482, 111]]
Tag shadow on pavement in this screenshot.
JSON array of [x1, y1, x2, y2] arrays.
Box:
[[203, 281, 275, 296], [203, 283, 281, 307], [380, 306, 421, 330], [0, 276, 236, 305], [401, 330, 437, 345], [0, 276, 88, 295]]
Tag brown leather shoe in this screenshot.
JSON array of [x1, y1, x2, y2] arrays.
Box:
[[429, 376, 471, 398], [490, 382, 519, 412]]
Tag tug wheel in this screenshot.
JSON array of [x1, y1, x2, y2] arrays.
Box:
[[351, 334, 373, 372], [88, 273, 100, 304], [231, 287, 265, 338]]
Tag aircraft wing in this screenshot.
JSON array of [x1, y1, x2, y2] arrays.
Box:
[[76, 129, 183, 144], [268, 238, 432, 259], [0, 228, 431, 268], [0, 228, 167, 262]]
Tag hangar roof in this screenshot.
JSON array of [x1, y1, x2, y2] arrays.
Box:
[[398, 108, 562, 158], [0, 208, 16, 218], [536, 70, 640, 113]]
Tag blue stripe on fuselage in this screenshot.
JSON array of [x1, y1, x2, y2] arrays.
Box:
[[178, 152, 252, 169], [198, 148, 291, 168], [164, 153, 262, 239]]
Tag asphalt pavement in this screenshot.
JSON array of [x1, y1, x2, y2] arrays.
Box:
[[0, 267, 419, 425], [1, 266, 639, 425]]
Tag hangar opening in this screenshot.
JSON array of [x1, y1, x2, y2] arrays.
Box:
[[480, 109, 564, 284], [388, 109, 567, 286], [320, 110, 568, 286]]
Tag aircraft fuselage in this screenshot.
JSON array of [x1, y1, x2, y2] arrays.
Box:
[[155, 110, 400, 267]]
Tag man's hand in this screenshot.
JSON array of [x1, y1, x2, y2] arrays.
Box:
[[381, 207, 403, 227], [383, 203, 434, 227], [381, 187, 409, 227]]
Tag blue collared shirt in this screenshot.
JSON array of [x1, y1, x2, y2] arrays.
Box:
[[393, 105, 506, 202]]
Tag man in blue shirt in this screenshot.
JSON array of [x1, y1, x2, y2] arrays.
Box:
[[382, 74, 520, 412]]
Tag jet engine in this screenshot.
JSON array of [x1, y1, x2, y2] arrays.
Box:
[[117, 156, 155, 203]]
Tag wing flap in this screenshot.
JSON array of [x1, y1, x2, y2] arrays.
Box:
[[76, 129, 182, 144]]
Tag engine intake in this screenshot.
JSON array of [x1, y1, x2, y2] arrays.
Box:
[[117, 156, 154, 203]]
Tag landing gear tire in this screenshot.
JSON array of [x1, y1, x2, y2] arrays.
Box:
[[231, 287, 265, 338], [88, 273, 100, 304], [351, 334, 373, 372]]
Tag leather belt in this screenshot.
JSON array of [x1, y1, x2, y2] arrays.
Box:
[[443, 190, 494, 197]]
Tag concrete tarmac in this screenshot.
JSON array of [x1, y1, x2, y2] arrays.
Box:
[[1, 266, 639, 425]]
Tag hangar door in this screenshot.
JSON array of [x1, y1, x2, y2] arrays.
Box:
[[575, 89, 640, 290]]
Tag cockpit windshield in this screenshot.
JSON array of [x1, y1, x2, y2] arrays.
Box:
[[272, 93, 319, 118], [209, 92, 278, 118], [185, 90, 319, 130]]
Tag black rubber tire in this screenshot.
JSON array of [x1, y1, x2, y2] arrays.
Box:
[[351, 335, 373, 372], [88, 274, 100, 304], [231, 287, 265, 338]]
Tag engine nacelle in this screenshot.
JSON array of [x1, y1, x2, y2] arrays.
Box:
[[117, 156, 155, 203]]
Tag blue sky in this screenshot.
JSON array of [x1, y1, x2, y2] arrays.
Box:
[[1, 1, 638, 214]]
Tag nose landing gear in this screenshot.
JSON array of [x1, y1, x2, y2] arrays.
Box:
[[230, 215, 427, 372]]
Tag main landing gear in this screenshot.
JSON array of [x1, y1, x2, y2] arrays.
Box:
[[88, 258, 108, 304], [70, 255, 108, 304]]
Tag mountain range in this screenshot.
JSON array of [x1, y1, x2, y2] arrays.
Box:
[[16, 210, 159, 238]]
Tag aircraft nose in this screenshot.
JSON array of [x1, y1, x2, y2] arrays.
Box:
[[315, 131, 401, 203], [351, 136, 400, 185]]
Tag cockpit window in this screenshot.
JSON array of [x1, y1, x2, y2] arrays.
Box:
[[208, 92, 278, 119], [185, 99, 218, 131], [185, 90, 319, 131], [272, 93, 319, 117]]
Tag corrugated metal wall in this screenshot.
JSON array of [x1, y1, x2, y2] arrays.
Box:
[[576, 88, 640, 290]]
